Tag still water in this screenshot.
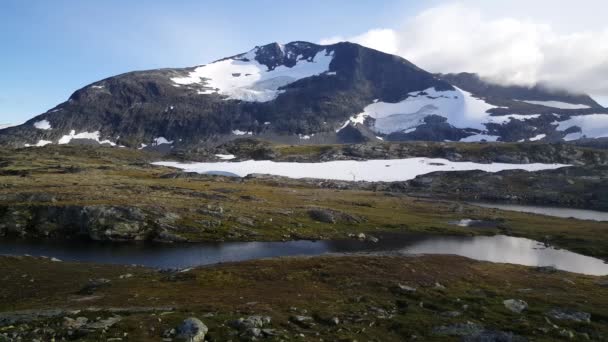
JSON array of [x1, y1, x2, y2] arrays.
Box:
[[472, 203, 608, 221], [1, 233, 606, 275]]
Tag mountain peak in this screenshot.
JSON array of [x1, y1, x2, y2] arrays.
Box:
[[1, 41, 607, 149]]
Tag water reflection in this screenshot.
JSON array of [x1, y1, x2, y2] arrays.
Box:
[[0, 233, 606, 275], [472, 202, 608, 221]]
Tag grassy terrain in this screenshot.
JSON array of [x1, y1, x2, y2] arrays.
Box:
[[0, 145, 607, 259], [0, 254, 607, 341]]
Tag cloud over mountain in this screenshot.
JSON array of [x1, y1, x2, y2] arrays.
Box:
[[321, 3, 608, 96]]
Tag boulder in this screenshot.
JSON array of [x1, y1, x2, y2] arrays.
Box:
[[546, 308, 591, 323], [503, 299, 528, 314], [176, 317, 208, 342]]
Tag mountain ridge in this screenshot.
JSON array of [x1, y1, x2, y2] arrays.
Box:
[[1, 41, 607, 148]]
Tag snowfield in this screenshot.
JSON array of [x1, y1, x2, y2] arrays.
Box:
[[555, 114, 608, 140], [171, 48, 334, 102], [517, 100, 591, 110], [24, 140, 53, 147], [57, 130, 116, 146], [153, 158, 568, 182], [338, 87, 547, 137]]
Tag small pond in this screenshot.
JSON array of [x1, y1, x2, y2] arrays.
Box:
[[1, 233, 606, 275]]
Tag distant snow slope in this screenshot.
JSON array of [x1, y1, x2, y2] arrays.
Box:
[[556, 114, 608, 140], [154, 158, 568, 182], [338, 87, 546, 138], [517, 100, 591, 110], [57, 130, 117, 146], [171, 48, 334, 102], [0, 124, 12, 130], [340, 87, 497, 133]]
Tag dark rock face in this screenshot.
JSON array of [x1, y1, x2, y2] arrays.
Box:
[[0, 41, 451, 148], [2, 43, 605, 148], [0, 205, 178, 241]]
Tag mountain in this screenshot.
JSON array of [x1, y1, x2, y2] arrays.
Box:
[[1, 41, 607, 148]]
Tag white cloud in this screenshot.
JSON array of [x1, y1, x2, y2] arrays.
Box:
[[319, 29, 399, 55], [320, 3, 608, 97]]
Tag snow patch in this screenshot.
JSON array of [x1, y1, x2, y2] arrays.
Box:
[[153, 158, 568, 182], [460, 134, 500, 142], [485, 114, 540, 124], [517, 100, 590, 110], [529, 134, 546, 141], [232, 130, 252, 136], [24, 140, 53, 147], [152, 137, 173, 146], [215, 154, 236, 160], [340, 87, 498, 134], [58, 130, 99, 144], [171, 48, 334, 102], [33, 120, 52, 130], [555, 114, 608, 140]]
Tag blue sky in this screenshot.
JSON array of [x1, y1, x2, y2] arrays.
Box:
[[1, 0, 434, 124], [2, 0, 607, 125]]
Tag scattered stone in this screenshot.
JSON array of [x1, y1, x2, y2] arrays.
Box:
[[365, 234, 379, 243], [396, 283, 417, 294], [535, 266, 557, 274], [63, 316, 88, 330], [503, 299, 528, 314], [236, 216, 255, 227], [176, 317, 208, 342], [290, 315, 314, 328], [433, 322, 485, 336], [77, 278, 111, 295], [546, 309, 591, 323], [595, 279, 608, 287], [441, 311, 462, 318], [462, 330, 529, 342], [119, 273, 133, 279], [229, 315, 271, 331], [434, 282, 446, 290], [84, 315, 122, 330], [308, 209, 336, 224]]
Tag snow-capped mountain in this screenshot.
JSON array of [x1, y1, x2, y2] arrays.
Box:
[[1, 41, 607, 148]]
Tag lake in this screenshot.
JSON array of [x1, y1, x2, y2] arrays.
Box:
[[1, 233, 606, 275], [472, 203, 608, 222]]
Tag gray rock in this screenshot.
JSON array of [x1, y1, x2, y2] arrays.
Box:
[[77, 278, 111, 295], [63, 316, 88, 329], [441, 311, 462, 318], [229, 315, 271, 331], [596, 279, 608, 287], [433, 322, 484, 336], [462, 330, 528, 342], [503, 299, 528, 314], [176, 317, 208, 342], [396, 283, 417, 293], [308, 209, 336, 224], [535, 266, 558, 273], [290, 315, 314, 327], [84, 315, 122, 330], [546, 308, 591, 323]]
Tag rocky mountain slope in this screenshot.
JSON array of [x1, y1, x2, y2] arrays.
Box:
[[1, 41, 607, 148]]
